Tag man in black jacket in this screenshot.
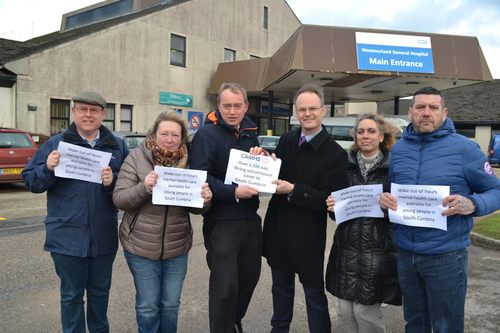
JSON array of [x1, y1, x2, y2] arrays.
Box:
[[263, 84, 348, 333], [190, 83, 262, 333]]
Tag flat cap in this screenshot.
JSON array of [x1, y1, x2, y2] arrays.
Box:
[[72, 91, 107, 109]]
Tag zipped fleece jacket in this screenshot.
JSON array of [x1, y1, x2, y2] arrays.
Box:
[[190, 109, 260, 221], [22, 123, 129, 257], [390, 118, 500, 254], [113, 140, 209, 260]]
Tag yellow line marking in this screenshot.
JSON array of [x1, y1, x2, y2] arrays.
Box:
[[0, 223, 44, 231], [0, 217, 6, 220]]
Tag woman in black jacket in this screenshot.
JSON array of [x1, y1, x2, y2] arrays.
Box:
[[325, 113, 402, 333]]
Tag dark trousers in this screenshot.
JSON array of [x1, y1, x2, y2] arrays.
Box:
[[51, 252, 116, 333], [203, 216, 263, 333], [270, 269, 331, 333]]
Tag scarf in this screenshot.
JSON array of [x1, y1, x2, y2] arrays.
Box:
[[357, 149, 384, 181], [146, 136, 188, 168]]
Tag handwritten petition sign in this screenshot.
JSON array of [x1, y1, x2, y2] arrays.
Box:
[[54, 142, 111, 184], [331, 184, 384, 224], [224, 149, 281, 193], [152, 166, 207, 208], [389, 183, 449, 231]]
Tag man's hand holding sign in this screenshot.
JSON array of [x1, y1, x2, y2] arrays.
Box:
[[53, 141, 113, 185], [224, 148, 282, 194], [379, 183, 476, 231]]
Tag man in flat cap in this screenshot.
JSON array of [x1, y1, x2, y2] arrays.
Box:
[[22, 91, 129, 333]]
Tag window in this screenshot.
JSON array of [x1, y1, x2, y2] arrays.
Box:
[[454, 124, 476, 138], [65, 0, 133, 30], [263, 6, 268, 30], [224, 48, 236, 63], [250, 55, 260, 60], [50, 99, 70, 135], [103, 103, 115, 130], [171, 34, 186, 67], [0, 133, 34, 148], [325, 125, 353, 141], [491, 125, 500, 136], [258, 118, 288, 136], [120, 105, 133, 132]]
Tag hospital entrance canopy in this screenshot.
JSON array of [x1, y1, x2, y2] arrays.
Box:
[[208, 25, 492, 105]]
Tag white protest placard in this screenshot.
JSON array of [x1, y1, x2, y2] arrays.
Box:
[[224, 149, 282, 194], [331, 184, 384, 224], [54, 141, 112, 184], [152, 167, 207, 208], [389, 183, 449, 231]]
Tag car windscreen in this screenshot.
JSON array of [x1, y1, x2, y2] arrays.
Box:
[[0, 133, 33, 148], [261, 137, 279, 146], [125, 136, 146, 150]]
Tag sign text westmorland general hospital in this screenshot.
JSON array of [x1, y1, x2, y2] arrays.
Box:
[[356, 32, 434, 73]]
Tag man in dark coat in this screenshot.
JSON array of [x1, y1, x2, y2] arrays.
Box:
[[190, 83, 262, 333], [22, 91, 129, 333], [263, 84, 348, 333]]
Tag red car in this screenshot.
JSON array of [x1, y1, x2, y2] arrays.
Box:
[[0, 128, 38, 183]]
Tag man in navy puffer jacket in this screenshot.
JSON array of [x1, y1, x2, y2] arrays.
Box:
[[379, 87, 500, 333]]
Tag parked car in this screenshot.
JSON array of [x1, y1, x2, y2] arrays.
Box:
[[258, 135, 280, 155], [488, 134, 500, 166], [0, 128, 38, 183], [112, 131, 147, 150]]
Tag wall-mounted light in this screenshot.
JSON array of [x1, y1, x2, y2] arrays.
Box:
[[406, 82, 419, 86], [371, 91, 383, 95], [320, 78, 334, 83], [340, 98, 350, 102], [28, 103, 38, 111]]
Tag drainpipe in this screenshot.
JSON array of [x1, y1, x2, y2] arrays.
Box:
[[267, 91, 274, 136]]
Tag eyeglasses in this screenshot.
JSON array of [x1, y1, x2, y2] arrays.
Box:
[[297, 106, 323, 113], [75, 107, 102, 115]]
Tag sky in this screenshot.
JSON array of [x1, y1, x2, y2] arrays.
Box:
[[1, 0, 499, 78]]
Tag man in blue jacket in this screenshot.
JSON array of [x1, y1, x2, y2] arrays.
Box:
[[379, 87, 500, 333], [22, 91, 128, 333], [190, 83, 261, 333]]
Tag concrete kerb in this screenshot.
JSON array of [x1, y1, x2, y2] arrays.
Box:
[[470, 232, 500, 251], [471, 213, 500, 252]]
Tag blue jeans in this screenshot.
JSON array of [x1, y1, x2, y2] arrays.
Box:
[[398, 247, 468, 333], [51, 252, 116, 333], [124, 250, 188, 333]]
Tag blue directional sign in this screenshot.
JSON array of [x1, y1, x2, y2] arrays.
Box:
[[356, 32, 434, 74]]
